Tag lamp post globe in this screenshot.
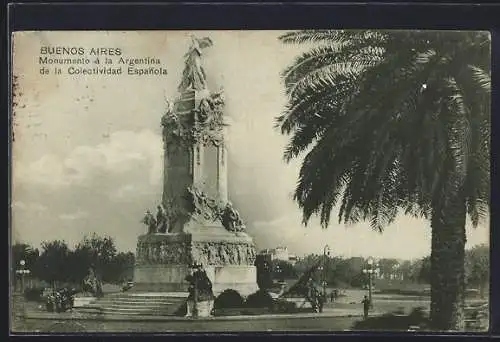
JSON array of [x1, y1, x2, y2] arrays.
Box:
[[20, 260, 26, 267]]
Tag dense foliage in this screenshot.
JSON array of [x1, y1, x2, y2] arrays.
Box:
[[271, 259, 298, 280], [292, 245, 488, 292], [245, 289, 275, 309], [12, 234, 135, 289]]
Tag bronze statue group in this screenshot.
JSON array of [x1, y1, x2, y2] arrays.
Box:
[[184, 263, 215, 317], [142, 197, 246, 235], [142, 205, 169, 234]]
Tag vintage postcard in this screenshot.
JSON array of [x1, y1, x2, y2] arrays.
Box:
[[10, 30, 490, 333]]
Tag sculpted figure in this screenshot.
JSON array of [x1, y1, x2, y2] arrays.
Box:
[[236, 245, 243, 265], [191, 247, 202, 265], [187, 187, 203, 215], [206, 245, 214, 265], [197, 98, 211, 124], [159, 244, 167, 263], [152, 245, 159, 264], [148, 245, 155, 264], [176, 244, 185, 263], [178, 36, 213, 92], [161, 111, 183, 143], [218, 245, 228, 264], [184, 264, 215, 317], [247, 247, 256, 265], [141, 210, 157, 234], [163, 200, 180, 233], [221, 202, 245, 232], [224, 245, 235, 264], [156, 204, 168, 233], [211, 245, 220, 264]]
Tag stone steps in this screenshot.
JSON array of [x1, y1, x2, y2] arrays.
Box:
[[95, 297, 184, 304], [95, 302, 178, 308]]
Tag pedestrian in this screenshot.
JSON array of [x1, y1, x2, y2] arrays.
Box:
[[362, 295, 370, 320], [184, 265, 196, 317]]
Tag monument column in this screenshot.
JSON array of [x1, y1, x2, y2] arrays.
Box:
[[133, 36, 258, 296]]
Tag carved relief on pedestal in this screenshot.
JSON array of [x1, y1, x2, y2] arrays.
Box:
[[190, 242, 256, 266], [137, 240, 190, 265], [137, 239, 256, 267]]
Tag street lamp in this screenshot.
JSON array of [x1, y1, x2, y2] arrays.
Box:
[[323, 245, 331, 298], [275, 264, 282, 282], [362, 258, 379, 309], [16, 260, 31, 294], [392, 264, 400, 280]]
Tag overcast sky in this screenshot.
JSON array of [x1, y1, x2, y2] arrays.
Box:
[[11, 31, 489, 260]]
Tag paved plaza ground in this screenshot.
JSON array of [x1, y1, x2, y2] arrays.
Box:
[[10, 288, 487, 333]]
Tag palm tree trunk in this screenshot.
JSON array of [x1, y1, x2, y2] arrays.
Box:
[[430, 193, 467, 331]]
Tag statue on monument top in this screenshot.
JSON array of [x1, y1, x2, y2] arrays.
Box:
[[141, 210, 157, 234], [156, 204, 168, 233], [221, 202, 246, 232], [178, 35, 214, 93], [141, 205, 172, 234]]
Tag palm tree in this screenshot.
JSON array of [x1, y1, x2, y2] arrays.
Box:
[[277, 30, 490, 331]]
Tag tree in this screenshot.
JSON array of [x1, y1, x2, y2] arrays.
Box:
[[108, 252, 135, 283], [465, 244, 489, 298], [271, 260, 297, 280], [278, 30, 490, 331], [12, 243, 39, 271], [34, 240, 70, 288], [11, 243, 39, 288], [418, 257, 431, 284], [255, 254, 273, 290], [73, 233, 118, 283], [294, 254, 367, 287]]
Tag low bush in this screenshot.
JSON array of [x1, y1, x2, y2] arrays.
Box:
[[214, 289, 244, 310], [244, 289, 274, 309]]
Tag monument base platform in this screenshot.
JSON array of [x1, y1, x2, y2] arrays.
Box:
[[133, 264, 258, 296], [133, 226, 259, 297]]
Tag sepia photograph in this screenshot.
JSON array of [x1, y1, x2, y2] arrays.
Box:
[[10, 30, 490, 333]]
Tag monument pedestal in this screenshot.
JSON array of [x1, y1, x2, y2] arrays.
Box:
[[133, 223, 259, 297]]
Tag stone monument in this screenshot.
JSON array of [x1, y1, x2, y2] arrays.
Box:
[[133, 36, 258, 296]]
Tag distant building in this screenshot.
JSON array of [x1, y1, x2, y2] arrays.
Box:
[[258, 246, 298, 265], [273, 246, 289, 261]]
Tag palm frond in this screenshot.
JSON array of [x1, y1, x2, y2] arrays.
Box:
[[282, 43, 384, 93], [278, 29, 490, 232], [443, 77, 472, 190], [279, 30, 340, 44], [467, 65, 491, 93]]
